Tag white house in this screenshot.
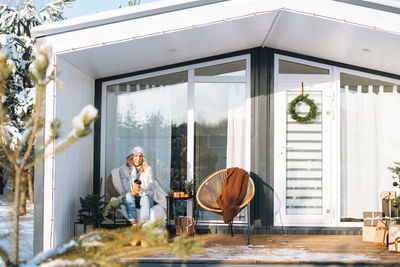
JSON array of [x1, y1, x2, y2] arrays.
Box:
[[32, 0, 400, 253]]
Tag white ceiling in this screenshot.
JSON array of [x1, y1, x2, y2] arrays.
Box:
[[266, 11, 400, 76], [58, 12, 277, 78], [57, 6, 400, 79]]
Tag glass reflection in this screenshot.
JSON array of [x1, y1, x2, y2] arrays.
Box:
[[194, 82, 246, 221], [105, 72, 188, 193], [195, 60, 246, 77]]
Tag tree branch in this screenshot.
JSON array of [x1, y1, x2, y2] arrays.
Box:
[[23, 132, 77, 171], [19, 80, 46, 170], [0, 159, 14, 174], [0, 86, 16, 165]]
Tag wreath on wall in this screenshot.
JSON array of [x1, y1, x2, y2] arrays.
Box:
[[288, 83, 318, 123]]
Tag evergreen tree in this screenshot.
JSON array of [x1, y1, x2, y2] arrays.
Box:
[[128, 0, 141, 5], [0, 0, 73, 228], [0, 0, 73, 149], [118, 0, 140, 8], [0, 1, 75, 264]]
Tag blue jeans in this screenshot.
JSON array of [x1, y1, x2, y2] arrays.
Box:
[[121, 193, 153, 222]]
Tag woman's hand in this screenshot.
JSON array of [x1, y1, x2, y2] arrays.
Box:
[[132, 184, 141, 195]]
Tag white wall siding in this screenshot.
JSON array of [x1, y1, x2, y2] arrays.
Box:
[[52, 57, 94, 248]]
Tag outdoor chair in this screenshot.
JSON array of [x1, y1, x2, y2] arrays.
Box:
[[105, 175, 131, 226], [196, 168, 255, 245]]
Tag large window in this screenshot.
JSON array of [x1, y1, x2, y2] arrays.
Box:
[[340, 72, 400, 222], [194, 82, 247, 221], [104, 72, 188, 192], [102, 56, 250, 223]]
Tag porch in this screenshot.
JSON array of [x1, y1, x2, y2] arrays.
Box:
[[31, 0, 400, 251], [136, 234, 399, 266]]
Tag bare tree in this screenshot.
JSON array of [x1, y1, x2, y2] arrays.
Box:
[[27, 167, 33, 204]]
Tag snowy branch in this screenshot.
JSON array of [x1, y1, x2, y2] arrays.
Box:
[[21, 240, 78, 267]]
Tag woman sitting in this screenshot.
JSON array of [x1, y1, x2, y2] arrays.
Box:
[[108, 145, 166, 226]]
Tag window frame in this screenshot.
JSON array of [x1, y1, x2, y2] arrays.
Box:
[[100, 54, 251, 225], [274, 54, 334, 227], [274, 55, 400, 227], [333, 66, 400, 227]]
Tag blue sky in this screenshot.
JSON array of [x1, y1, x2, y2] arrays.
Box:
[[53, 0, 162, 18]]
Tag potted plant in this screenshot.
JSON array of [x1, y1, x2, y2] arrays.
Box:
[[78, 193, 107, 229], [388, 162, 400, 222], [184, 180, 194, 196]]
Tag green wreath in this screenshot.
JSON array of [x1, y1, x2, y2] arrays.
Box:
[[288, 94, 318, 123]]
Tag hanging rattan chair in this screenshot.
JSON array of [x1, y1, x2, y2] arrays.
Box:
[[196, 168, 255, 244]]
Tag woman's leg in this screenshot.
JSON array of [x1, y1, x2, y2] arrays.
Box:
[[140, 195, 154, 222], [121, 193, 137, 222]]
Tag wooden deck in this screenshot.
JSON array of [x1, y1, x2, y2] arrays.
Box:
[[138, 234, 400, 265]]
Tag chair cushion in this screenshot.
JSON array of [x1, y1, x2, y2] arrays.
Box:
[[106, 175, 120, 199]]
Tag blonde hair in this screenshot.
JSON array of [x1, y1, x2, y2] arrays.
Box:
[[139, 159, 147, 173], [127, 155, 147, 173]]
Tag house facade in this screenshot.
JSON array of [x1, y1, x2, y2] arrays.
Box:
[[32, 0, 400, 253]]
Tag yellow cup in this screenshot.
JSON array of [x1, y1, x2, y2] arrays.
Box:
[[132, 183, 141, 195]]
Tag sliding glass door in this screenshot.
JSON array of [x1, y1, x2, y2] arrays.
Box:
[[101, 55, 251, 224], [192, 58, 250, 222], [194, 82, 247, 221]]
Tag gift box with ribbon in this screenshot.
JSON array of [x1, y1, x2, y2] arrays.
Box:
[[362, 219, 389, 244], [363, 211, 383, 226], [380, 191, 396, 200], [388, 221, 400, 251], [381, 191, 397, 218], [375, 220, 389, 245]]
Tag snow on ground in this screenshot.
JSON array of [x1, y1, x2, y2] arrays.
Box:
[[21, 240, 79, 267], [139, 245, 382, 263], [0, 183, 33, 262]]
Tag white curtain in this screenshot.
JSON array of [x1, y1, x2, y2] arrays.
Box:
[[226, 84, 246, 169], [105, 86, 172, 193], [341, 86, 400, 219]]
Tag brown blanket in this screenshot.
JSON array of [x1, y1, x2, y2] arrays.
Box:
[[216, 167, 249, 223]]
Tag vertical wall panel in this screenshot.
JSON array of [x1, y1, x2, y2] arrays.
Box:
[[250, 47, 273, 227], [53, 57, 94, 247]]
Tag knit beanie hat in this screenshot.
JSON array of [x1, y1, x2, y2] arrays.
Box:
[[126, 145, 145, 158]]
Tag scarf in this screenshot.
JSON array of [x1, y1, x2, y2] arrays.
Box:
[[119, 165, 141, 194]]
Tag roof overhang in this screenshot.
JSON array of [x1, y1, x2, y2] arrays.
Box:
[[33, 0, 400, 78]]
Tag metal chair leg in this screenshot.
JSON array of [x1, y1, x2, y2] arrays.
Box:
[[247, 203, 251, 245], [229, 221, 233, 237], [194, 198, 199, 235]]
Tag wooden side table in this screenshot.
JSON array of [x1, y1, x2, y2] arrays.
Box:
[[166, 196, 194, 233]]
